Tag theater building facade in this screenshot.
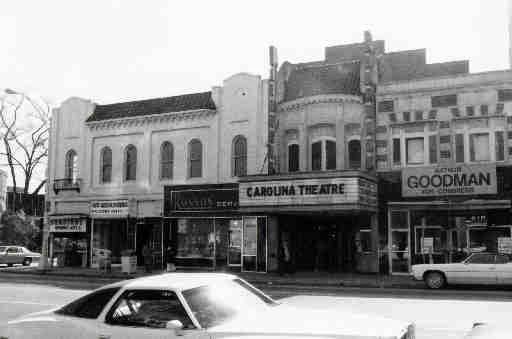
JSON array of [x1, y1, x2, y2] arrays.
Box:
[[47, 32, 512, 274]]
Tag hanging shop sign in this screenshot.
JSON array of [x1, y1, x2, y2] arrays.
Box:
[[164, 184, 239, 215], [239, 177, 377, 207], [90, 200, 129, 218], [402, 163, 497, 197], [49, 217, 86, 233]]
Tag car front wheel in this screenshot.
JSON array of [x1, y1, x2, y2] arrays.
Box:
[[22, 257, 32, 266], [424, 271, 446, 289]]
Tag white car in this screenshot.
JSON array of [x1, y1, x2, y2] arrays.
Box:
[[464, 322, 511, 338], [411, 252, 512, 289], [2, 273, 415, 339], [0, 246, 40, 267]]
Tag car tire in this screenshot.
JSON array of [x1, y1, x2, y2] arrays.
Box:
[[22, 257, 32, 266], [424, 271, 446, 289]]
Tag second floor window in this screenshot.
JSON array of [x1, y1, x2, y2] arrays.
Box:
[[188, 139, 202, 178], [100, 147, 112, 183], [160, 141, 174, 180], [348, 139, 361, 169], [311, 139, 336, 171], [124, 144, 137, 181], [288, 144, 299, 172], [232, 135, 247, 177], [470, 133, 489, 162], [65, 149, 78, 182], [406, 137, 424, 165]]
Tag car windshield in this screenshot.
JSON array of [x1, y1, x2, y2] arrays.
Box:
[[182, 278, 277, 328]]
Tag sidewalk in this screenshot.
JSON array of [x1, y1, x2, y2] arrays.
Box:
[[0, 265, 424, 289]]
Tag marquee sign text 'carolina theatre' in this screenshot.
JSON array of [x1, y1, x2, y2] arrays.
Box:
[[402, 163, 497, 197], [239, 177, 376, 207]]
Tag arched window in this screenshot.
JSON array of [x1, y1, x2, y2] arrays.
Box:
[[188, 139, 202, 178], [160, 141, 174, 179], [65, 149, 78, 182], [124, 144, 137, 181], [288, 144, 299, 172], [348, 139, 361, 169], [311, 138, 336, 171], [100, 147, 112, 183], [232, 135, 247, 177]]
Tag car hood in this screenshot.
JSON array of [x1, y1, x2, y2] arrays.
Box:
[[7, 308, 59, 325], [208, 304, 411, 338], [412, 263, 463, 271]]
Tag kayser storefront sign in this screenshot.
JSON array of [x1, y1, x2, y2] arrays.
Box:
[[164, 184, 239, 215], [402, 163, 497, 197]]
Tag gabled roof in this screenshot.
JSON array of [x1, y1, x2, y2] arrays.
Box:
[[86, 91, 216, 122]]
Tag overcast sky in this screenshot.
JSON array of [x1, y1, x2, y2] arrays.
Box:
[[1, 0, 510, 106], [0, 0, 510, 191]]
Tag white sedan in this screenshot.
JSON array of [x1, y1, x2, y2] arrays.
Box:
[[0, 246, 40, 266], [2, 273, 415, 339], [411, 252, 512, 289]]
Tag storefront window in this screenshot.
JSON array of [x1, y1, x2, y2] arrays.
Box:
[[357, 230, 372, 253], [414, 227, 444, 254], [176, 219, 214, 265], [468, 227, 511, 253], [92, 220, 128, 266]]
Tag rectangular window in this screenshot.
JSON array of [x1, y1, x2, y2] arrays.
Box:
[[440, 150, 451, 159], [325, 140, 337, 170], [470, 133, 490, 161], [498, 89, 512, 101], [403, 111, 411, 122], [389, 113, 397, 123], [406, 137, 424, 164], [440, 135, 451, 144], [439, 121, 450, 129], [429, 135, 437, 164], [431, 94, 457, 108], [496, 103, 505, 114], [428, 110, 437, 120], [378, 100, 394, 112], [288, 144, 299, 172], [414, 111, 423, 121], [311, 141, 322, 171], [496, 131, 505, 161], [455, 134, 464, 163], [466, 106, 474, 116], [480, 105, 488, 116], [451, 107, 460, 118], [393, 138, 401, 164]]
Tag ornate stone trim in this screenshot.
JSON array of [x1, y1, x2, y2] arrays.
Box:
[[278, 94, 362, 112], [87, 109, 216, 131]]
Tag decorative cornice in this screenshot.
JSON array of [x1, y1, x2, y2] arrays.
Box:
[[278, 94, 362, 112], [86, 109, 216, 131]]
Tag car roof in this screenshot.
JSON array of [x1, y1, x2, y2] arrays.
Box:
[[121, 273, 238, 291]]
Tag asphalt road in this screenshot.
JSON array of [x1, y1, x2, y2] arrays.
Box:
[[0, 276, 511, 339]]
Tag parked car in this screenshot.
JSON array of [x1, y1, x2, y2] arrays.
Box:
[[464, 322, 508, 338], [2, 273, 415, 339], [0, 246, 40, 267], [411, 252, 512, 289]]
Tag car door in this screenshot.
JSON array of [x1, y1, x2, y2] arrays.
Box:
[[100, 289, 207, 339], [495, 254, 512, 285], [459, 253, 497, 284], [6, 247, 22, 264]]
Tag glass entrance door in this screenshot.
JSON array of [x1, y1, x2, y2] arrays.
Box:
[[242, 217, 267, 272], [388, 211, 411, 274], [227, 219, 242, 267]]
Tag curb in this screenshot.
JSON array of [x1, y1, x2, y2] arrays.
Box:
[[0, 269, 423, 290]]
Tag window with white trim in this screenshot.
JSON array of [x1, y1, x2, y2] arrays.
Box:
[[406, 137, 424, 165], [311, 138, 336, 171], [469, 133, 490, 162]]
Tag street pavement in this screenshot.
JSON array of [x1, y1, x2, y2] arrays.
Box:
[[0, 276, 511, 339]]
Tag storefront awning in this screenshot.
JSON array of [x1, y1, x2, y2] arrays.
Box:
[[388, 199, 511, 211]]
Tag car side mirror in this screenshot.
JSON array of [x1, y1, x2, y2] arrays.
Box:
[[166, 320, 184, 336]]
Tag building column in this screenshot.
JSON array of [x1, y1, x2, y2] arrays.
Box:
[[336, 103, 346, 169], [371, 212, 379, 273]]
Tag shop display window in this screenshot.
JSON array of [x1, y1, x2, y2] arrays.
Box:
[[468, 227, 511, 253], [176, 219, 214, 260], [414, 226, 444, 254], [357, 230, 372, 253]]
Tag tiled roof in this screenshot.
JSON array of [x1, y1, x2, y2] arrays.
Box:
[[86, 91, 216, 122], [284, 62, 361, 102]]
